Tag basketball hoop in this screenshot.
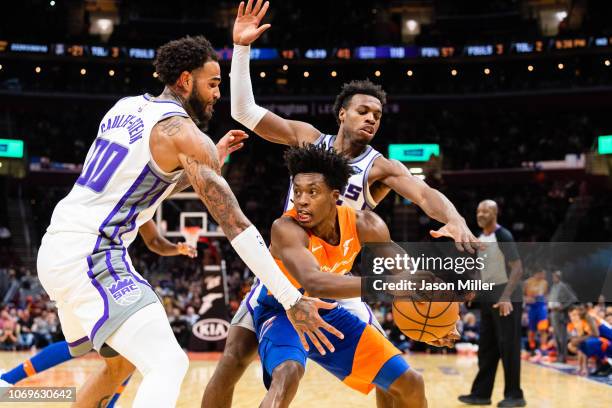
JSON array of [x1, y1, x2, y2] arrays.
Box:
[[181, 226, 201, 247]]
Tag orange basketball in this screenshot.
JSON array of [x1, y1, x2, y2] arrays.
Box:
[[392, 300, 459, 343]]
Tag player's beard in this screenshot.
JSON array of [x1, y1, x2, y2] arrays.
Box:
[[187, 86, 214, 129]]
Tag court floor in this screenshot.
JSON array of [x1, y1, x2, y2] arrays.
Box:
[[0, 351, 610, 407]]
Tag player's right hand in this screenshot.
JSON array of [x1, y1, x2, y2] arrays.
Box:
[[286, 296, 344, 355], [233, 0, 271, 46], [425, 323, 460, 348]]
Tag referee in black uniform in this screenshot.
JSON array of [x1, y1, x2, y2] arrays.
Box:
[[459, 200, 526, 407]]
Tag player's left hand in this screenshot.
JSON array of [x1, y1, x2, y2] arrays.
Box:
[[426, 324, 460, 348], [233, 0, 271, 46], [177, 242, 198, 258], [430, 218, 481, 253], [216, 130, 248, 164]]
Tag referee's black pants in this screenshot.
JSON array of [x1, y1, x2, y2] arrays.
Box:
[[470, 293, 524, 399]]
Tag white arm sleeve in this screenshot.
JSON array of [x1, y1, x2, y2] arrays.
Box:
[[230, 44, 268, 130], [230, 225, 302, 310]]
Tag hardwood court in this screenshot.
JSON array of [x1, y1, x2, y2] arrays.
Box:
[[0, 351, 610, 407]]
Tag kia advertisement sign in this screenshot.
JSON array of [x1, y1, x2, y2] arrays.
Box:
[[188, 267, 230, 352], [192, 318, 230, 342]]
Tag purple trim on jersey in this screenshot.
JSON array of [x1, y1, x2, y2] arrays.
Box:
[[159, 111, 189, 119], [105, 250, 120, 281], [147, 162, 181, 184], [315, 134, 327, 145], [350, 145, 373, 164], [94, 166, 150, 251], [245, 279, 261, 314], [113, 178, 163, 245], [68, 336, 89, 347], [282, 179, 293, 212], [328, 135, 372, 163], [362, 152, 381, 209], [87, 255, 109, 342], [146, 182, 169, 211], [120, 247, 151, 288], [142, 93, 184, 109], [366, 304, 374, 324], [118, 181, 167, 245]]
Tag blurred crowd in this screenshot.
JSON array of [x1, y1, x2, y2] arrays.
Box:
[[3, 100, 607, 172]]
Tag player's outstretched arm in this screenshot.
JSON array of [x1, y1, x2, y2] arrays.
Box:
[[230, 0, 320, 146], [155, 116, 343, 353], [374, 157, 479, 253], [270, 217, 362, 299], [138, 220, 197, 257]]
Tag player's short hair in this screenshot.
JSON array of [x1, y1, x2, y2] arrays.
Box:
[[153, 35, 218, 85], [332, 79, 387, 124], [284, 143, 354, 191]]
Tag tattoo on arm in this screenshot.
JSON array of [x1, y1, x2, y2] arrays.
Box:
[[96, 395, 111, 408], [181, 137, 250, 240], [287, 301, 316, 325], [159, 116, 184, 137], [169, 173, 192, 196]]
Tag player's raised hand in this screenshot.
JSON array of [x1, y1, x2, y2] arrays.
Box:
[[216, 130, 248, 164], [233, 0, 271, 45], [430, 219, 481, 254], [177, 242, 197, 258], [286, 296, 344, 355]]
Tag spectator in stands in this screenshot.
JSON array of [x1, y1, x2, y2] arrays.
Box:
[[0, 308, 19, 350], [17, 308, 34, 349], [184, 306, 199, 327], [168, 307, 190, 348], [31, 310, 53, 348], [461, 312, 480, 344]]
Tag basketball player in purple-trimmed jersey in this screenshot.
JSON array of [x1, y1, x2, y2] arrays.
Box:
[[202, 2, 479, 407], [37, 34, 343, 408]]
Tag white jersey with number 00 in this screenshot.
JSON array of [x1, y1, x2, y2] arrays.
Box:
[[47, 94, 189, 249]]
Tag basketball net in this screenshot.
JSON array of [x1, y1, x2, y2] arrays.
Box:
[[181, 226, 201, 247]]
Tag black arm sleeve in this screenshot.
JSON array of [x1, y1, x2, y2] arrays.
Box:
[[495, 227, 519, 263]]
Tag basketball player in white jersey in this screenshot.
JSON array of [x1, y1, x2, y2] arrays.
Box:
[[36, 35, 343, 408], [202, 2, 479, 407]]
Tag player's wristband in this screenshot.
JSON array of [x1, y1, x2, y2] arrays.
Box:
[[230, 225, 302, 310], [230, 44, 268, 130]]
